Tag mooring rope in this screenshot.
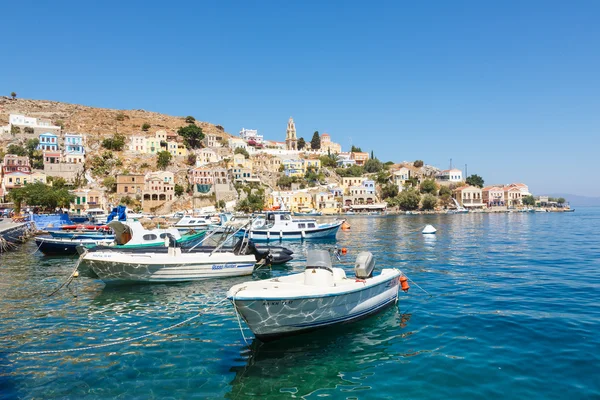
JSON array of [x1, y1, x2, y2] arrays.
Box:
[[18, 298, 229, 355], [47, 256, 84, 297], [231, 287, 250, 346]]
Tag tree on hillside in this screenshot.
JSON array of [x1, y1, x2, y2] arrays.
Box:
[[297, 137, 306, 150], [557, 197, 566, 205], [381, 183, 399, 199], [103, 176, 117, 192], [522, 195, 535, 206], [466, 174, 484, 188], [234, 147, 250, 159], [175, 184, 185, 197], [413, 160, 424, 168], [156, 150, 172, 170], [421, 194, 438, 210], [319, 154, 338, 168], [364, 158, 383, 173], [7, 144, 27, 157], [439, 185, 452, 197], [398, 189, 421, 211], [177, 124, 204, 149], [376, 170, 390, 185], [185, 116, 196, 123], [351, 145, 362, 153], [335, 165, 365, 177], [310, 131, 321, 150], [102, 133, 126, 151], [11, 92, 16, 100], [142, 123, 151, 131], [420, 179, 438, 194]]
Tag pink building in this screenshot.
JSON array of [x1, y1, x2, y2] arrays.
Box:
[[482, 186, 505, 206]]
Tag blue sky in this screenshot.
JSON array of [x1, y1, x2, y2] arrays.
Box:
[[1, 0, 598, 196]]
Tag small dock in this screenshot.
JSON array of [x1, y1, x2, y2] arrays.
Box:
[[0, 219, 32, 252]]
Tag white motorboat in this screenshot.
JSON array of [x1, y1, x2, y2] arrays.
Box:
[[86, 208, 110, 224], [82, 235, 258, 284], [227, 250, 405, 341], [174, 215, 212, 232], [241, 211, 343, 241]]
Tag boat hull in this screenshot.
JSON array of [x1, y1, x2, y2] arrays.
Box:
[[229, 272, 400, 341], [83, 251, 257, 284], [35, 237, 114, 256], [243, 221, 343, 241]]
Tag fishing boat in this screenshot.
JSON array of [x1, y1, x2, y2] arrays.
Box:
[[86, 208, 110, 225], [81, 234, 260, 284], [173, 215, 212, 232], [240, 211, 343, 241], [227, 249, 405, 341], [35, 236, 114, 256]]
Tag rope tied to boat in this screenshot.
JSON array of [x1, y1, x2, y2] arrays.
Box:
[[231, 286, 250, 346], [18, 298, 229, 355]]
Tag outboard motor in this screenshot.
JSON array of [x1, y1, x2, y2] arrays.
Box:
[[165, 233, 181, 257], [304, 250, 334, 287], [354, 251, 375, 279]]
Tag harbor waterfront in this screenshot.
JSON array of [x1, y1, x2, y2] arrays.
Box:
[[1, 209, 600, 399]]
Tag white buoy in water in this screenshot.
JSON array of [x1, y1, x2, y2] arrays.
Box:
[[422, 225, 437, 234]]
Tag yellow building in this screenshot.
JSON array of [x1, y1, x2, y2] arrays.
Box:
[[290, 192, 313, 212], [302, 158, 321, 172], [283, 159, 304, 177]]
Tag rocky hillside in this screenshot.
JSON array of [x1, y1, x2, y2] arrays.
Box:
[[0, 96, 231, 139]]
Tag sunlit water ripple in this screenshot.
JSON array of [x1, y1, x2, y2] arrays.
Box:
[[1, 209, 600, 399]]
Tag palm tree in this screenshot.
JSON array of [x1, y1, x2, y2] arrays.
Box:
[[10, 92, 17, 100]]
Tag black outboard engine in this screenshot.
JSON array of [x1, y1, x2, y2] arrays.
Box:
[[164, 233, 178, 248]]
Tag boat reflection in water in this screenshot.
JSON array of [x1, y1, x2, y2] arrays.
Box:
[[226, 307, 412, 399]]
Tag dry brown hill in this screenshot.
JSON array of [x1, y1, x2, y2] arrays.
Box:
[[0, 96, 231, 139]]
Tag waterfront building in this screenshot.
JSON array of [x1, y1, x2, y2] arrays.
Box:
[[436, 168, 463, 183], [143, 171, 174, 212], [116, 174, 145, 196], [285, 117, 297, 150], [316, 192, 340, 212], [452, 186, 485, 208], [504, 186, 523, 207], [291, 192, 313, 212], [37, 133, 59, 151], [70, 189, 106, 214], [482, 186, 505, 207], [507, 183, 531, 196]]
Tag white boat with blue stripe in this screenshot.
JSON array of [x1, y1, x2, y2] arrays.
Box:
[[241, 211, 343, 241], [227, 250, 404, 341]]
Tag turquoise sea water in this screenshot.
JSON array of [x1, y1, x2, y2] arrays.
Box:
[[1, 209, 600, 399]]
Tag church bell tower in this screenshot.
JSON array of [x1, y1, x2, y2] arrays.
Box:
[[285, 117, 297, 150]]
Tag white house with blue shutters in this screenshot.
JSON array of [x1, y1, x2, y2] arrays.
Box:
[[64, 134, 85, 156]]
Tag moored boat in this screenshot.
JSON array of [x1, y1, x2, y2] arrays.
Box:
[[174, 215, 212, 232], [240, 211, 343, 241], [81, 235, 260, 284], [227, 249, 404, 341], [35, 236, 114, 256]]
